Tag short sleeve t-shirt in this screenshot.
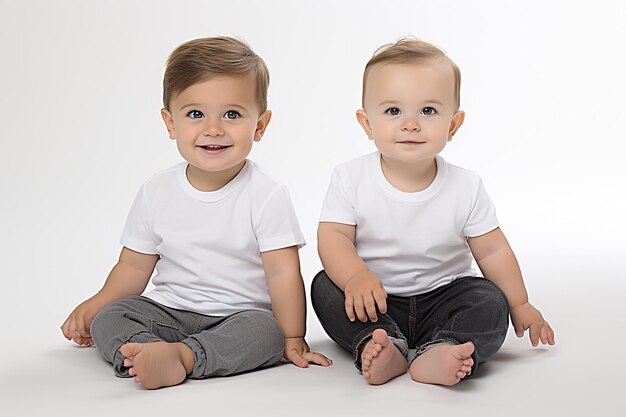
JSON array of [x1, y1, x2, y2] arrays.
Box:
[[320, 152, 498, 296], [121, 160, 305, 316]]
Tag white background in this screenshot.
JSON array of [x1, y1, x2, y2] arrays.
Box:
[[1, 1, 625, 416]]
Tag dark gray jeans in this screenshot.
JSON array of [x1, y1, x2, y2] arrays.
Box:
[[311, 271, 509, 375], [90, 296, 285, 379]]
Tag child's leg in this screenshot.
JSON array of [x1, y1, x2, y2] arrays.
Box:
[[184, 310, 284, 378], [92, 297, 283, 386], [311, 270, 409, 380], [408, 277, 509, 385], [90, 295, 182, 378], [117, 310, 282, 388]]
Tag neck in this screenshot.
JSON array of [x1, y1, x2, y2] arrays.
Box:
[[380, 155, 437, 193], [185, 160, 246, 192]]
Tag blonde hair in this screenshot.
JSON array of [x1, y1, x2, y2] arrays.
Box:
[[362, 38, 461, 109], [163, 36, 270, 112]]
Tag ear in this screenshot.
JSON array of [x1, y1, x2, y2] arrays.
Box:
[[447, 110, 465, 141], [161, 108, 176, 140], [356, 109, 373, 140], [254, 110, 272, 142]]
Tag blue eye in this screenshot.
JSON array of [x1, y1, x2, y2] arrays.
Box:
[[421, 107, 437, 116], [186, 110, 204, 119], [385, 107, 401, 116], [224, 110, 240, 120]]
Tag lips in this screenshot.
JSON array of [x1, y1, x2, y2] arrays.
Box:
[[198, 144, 231, 150]]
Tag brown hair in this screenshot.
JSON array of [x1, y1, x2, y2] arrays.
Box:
[[362, 38, 461, 109], [162, 36, 270, 112]]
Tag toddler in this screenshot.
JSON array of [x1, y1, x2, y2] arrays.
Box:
[[62, 36, 331, 389], [311, 38, 554, 386]]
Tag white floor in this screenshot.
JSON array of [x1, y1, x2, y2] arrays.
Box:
[[1, 268, 623, 417]]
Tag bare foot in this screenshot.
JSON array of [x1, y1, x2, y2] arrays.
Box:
[[409, 342, 475, 386], [119, 342, 194, 389], [361, 329, 407, 385]]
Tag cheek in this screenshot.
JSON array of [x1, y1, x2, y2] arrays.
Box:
[[371, 119, 394, 134], [175, 124, 199, 139], [425, 122, 448, 137], [231, 130, 256, 147], [231, 123, 256, 137]]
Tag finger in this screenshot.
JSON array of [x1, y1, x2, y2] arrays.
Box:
[[73, 333, 89, 346], [74, 316, 88, 339], [344, 297, 356, 322], [539, 323, 550, 345], [548, 327, 556, 345], [353, 297, 368, 323], [528, 322, 541, 347], [543, 321, 556, 345], [76, 316, 92, 338], [285, 350, 309, 368], [513, 322, 524, 338], [373, 289, 387, 314], [303, 351, 333, 367], [63, 316, 80, 340], [61, 317, 72, 339], [82, 317, 92, 337], [363, 295, 378, 322]]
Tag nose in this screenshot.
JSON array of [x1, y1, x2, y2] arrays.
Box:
[[203, 120, 224, 137], [401, 117, 420, 132]]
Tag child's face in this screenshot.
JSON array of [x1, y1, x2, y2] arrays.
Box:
[[357, 61, 464, 166], [161, 74, 270, 179]]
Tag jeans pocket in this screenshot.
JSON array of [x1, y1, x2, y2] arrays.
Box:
[[149, 320, 185, 342]]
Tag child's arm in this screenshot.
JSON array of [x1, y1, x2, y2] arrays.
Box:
[[467, 227, 555, 347], [61, 247, 158, 346], [318, 222, 387, 323], [262, 246, 332, 368]]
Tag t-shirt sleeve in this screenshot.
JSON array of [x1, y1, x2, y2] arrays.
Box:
[[255, 185, 306, 253], [463, 178, 499, 237], [120, 186, 159, 255], [319, 167, 356, 225]]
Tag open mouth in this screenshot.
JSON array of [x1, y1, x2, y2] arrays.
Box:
[[199, 145, 231, 150]]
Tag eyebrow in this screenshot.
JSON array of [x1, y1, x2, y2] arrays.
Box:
[[377, 99, 444, 107], [178, 103, 249, 112]]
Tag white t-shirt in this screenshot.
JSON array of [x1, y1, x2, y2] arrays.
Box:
[[320, 152, 498, 296], [121, 160, 305, 316]]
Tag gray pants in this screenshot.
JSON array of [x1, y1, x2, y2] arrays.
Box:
[[90, 296, 285, 379]]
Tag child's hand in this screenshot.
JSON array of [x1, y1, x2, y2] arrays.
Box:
[[343, 270, 387, 323], [60, 298, 102, 347], [510, 302, 555, 347], [284, 337, 333, 368]]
